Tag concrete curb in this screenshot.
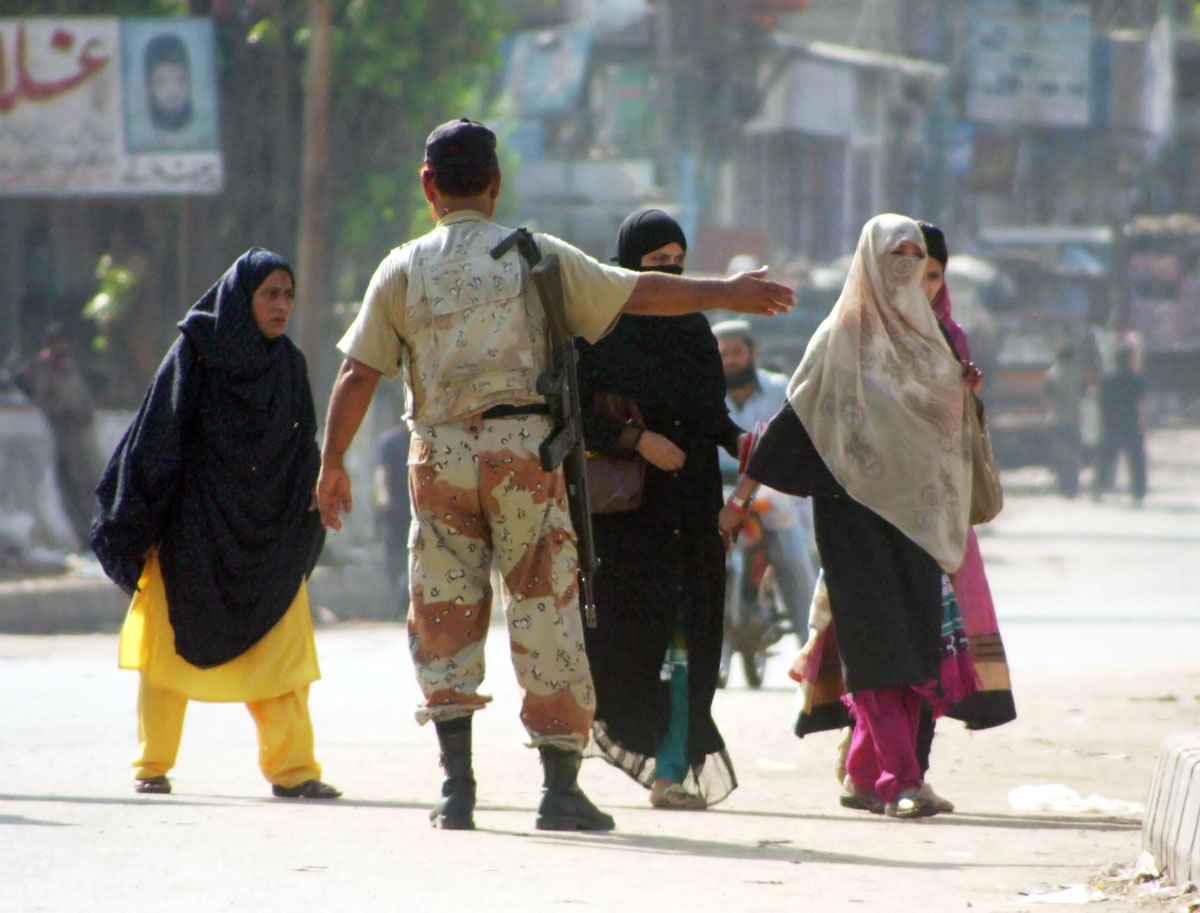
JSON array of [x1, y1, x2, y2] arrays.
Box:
[[1143, 732, 1200, 885], [0, 563, 398, 635], [0, 576, 127, 634]]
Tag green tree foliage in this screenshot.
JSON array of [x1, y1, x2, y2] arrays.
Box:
[[328, 0, 511, 290], [242, 0, 512, 294], [4, 1, 186, 14], [82, 254, 141, 352]]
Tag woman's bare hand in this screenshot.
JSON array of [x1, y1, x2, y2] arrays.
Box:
[[636, 431, 686, 471], [963, 360, 984, 392], [718, 503, 746, 548]]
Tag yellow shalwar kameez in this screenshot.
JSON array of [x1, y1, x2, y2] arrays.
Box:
[[119, 552, 322, 789]]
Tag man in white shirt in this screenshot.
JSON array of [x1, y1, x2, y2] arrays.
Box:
[[713, 319, 817, 640]]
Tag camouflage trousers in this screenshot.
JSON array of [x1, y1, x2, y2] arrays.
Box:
[[406, 412, 594, 751]]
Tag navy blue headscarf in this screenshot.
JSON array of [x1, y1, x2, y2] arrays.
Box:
[[580, 210, 740, 453], [92, 248, 325, 668]]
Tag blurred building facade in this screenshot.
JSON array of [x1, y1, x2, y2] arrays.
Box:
[[498, 0, 1199, 270], [495, 0, 1200, 400], [1, 1, 1197, 393]]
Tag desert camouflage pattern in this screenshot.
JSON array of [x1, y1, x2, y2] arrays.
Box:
[[402, 219, 548, 426], [406, 413, 594, 751]]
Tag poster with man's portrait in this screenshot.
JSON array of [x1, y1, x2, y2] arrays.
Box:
[[121, 18, 219, 153]]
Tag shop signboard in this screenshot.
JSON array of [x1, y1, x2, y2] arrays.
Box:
[[966, 0, 1092, 127]]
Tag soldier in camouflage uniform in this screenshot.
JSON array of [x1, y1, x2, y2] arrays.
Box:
[[316, 119, 794, 831]]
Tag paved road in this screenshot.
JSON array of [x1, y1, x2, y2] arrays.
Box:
[[2, 432, 1198, 913]]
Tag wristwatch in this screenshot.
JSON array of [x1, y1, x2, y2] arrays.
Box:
[[727, 488, 758, 515]]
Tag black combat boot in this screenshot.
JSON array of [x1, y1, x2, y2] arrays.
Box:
[[430, 716, 476, 830], [535, 745, 616, 831]]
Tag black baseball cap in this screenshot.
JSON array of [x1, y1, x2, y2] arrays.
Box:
[[424, 118, 498, 171]]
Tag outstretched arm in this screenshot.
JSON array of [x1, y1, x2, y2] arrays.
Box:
[[623, 267, 794, 318], [317, 357, 382, 530]]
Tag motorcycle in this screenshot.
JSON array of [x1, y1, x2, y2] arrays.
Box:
[[717, 485, 804, 689]]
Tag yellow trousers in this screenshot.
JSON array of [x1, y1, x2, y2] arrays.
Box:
[[134, 676, 322, 789]]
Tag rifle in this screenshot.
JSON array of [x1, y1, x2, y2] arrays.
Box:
[[490, 229, 600, 628]]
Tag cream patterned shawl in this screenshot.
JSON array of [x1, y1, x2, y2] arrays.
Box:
[[786, 214, 971, 573]]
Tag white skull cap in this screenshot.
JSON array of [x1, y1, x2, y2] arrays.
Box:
[[711, 319, 754, 341]]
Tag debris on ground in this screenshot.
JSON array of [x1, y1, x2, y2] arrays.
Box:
[[1089, 854, 1199, 911], [1021, 884, 1106, 904], [1008, 783, 1145, 817]]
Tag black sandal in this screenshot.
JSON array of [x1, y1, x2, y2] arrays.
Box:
[[135, 776, 171, 794], [271, 779, 342, 800], [839, 775, 885, 815]]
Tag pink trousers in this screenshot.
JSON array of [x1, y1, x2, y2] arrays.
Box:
[[845, 686, 924, 803]]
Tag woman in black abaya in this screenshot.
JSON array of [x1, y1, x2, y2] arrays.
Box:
[[92, 248, 339, 800], [579, 209, 743, 809]]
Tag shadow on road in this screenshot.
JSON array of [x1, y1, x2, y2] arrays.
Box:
[[0, 791, 426, 810], [0, 813, 71, 827], [479, 826, 966, 869], [0, 792, 222, 808], [687, 804, 1141, 832], [916, 811, 1141, 831]]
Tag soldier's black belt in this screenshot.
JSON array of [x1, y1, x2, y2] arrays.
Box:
[[480, 403, 550, 419]]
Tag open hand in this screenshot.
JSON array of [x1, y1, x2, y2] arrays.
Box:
[[723, 267, 795, 317], [636, 431, 686, 471]]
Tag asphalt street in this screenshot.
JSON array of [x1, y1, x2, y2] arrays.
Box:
[[2, 431, 1198, 913]]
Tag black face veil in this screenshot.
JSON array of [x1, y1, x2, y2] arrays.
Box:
[[615, 208, 688, 272]]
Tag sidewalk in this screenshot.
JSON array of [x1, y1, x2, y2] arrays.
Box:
[[4, 429, 1196, 637], [0, 560, 398, 634]]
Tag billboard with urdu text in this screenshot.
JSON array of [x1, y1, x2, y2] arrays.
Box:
[[0, 17, 222, 196]]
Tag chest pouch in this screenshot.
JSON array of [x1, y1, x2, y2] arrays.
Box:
[[423, 246, 534, 383]]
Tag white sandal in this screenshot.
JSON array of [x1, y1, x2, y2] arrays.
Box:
[[650, 780, 706, 810]]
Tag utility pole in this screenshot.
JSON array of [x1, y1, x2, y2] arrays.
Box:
[[654, 0, 680, 200], [297, 0, 333, 400]]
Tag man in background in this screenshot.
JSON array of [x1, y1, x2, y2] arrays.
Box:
[[15, 323, 105, 550], [713, 319, 817, 639], [1043, 342, 1088, 498], [1092, 342, 1147, 505]]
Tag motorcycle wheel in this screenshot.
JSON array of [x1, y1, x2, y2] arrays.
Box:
[[741, 648, 766, 689]]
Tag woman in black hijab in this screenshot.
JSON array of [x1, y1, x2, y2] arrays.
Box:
[[578, 209, 743, 809], [92, 248, 339, 800]]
